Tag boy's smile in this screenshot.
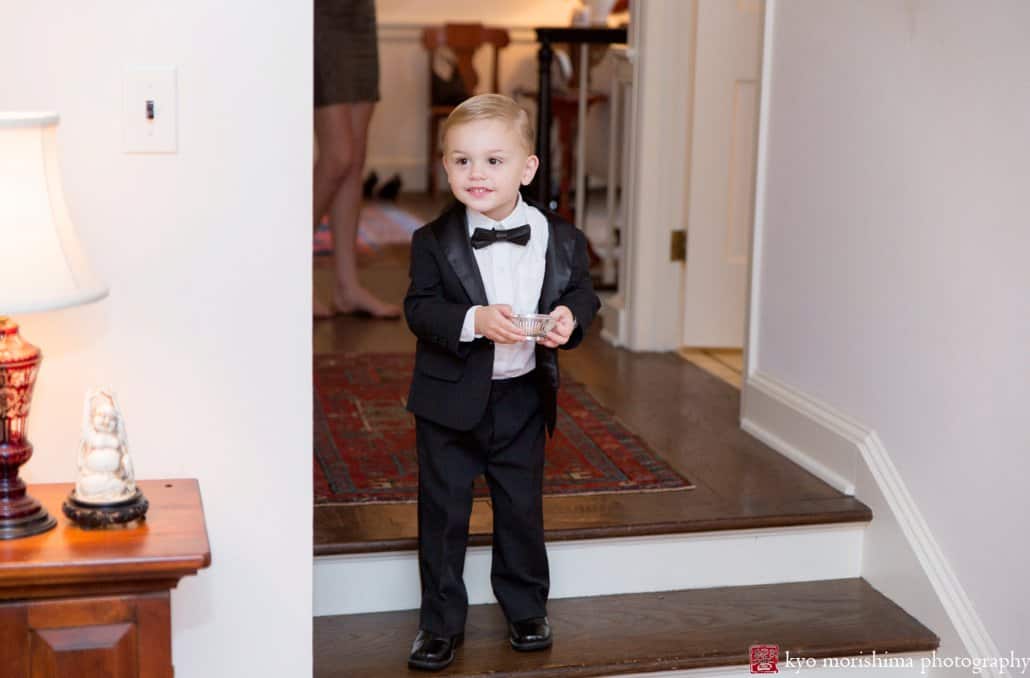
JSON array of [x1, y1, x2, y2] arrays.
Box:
[[466, 186, 494, 199], [442, 119, 539, 221]]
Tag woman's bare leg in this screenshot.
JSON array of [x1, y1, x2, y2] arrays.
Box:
[[313, 103, 352, 317], [326, 101, 400, 317], [313, 102, 400, 318]]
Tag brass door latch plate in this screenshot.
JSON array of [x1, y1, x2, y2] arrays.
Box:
[[670, 229, 686, 261]]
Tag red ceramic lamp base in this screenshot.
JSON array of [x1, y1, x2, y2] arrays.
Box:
[[0, 317, 57, 539], [0, 501, 57, 539]]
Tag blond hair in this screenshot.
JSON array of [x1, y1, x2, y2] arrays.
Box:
[[440, 94, 535, 155]]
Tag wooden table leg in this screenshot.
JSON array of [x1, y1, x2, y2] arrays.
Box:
[[535, 39, 553, 207]]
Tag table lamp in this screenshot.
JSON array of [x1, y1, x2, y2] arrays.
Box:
[[0, 112, 109, 539]]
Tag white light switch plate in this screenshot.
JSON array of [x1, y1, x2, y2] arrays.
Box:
[[123, 67, 177, 153]]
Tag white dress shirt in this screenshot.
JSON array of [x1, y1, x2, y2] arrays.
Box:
[[459, 193, 549, 379]]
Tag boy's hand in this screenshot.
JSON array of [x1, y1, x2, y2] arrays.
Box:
[[539, 305, 575, 348], [475, 304, 526, 344]]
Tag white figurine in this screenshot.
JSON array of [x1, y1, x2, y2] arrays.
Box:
[[74, 389, 136, 505]]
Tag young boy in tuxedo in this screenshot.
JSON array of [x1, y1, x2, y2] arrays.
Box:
[[404, 94, 600, 671]]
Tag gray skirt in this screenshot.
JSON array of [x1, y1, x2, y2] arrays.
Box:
[[314, 0, 380, 106]]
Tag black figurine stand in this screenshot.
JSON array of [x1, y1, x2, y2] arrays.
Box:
[[63, 488, 149, 529]]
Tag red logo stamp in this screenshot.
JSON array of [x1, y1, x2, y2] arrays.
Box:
[[750, 644, 780, 673]]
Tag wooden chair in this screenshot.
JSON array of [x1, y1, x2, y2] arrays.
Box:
[[512, 84, 607, 226], [422, 23, 510, 195]]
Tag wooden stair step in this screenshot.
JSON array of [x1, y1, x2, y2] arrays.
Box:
[[314, 577, 939, 677], [314, 494, 872, 557]]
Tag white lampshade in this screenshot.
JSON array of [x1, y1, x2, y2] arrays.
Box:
[[0, 112, 108, 315]]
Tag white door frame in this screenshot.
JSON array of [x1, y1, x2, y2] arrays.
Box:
[[742, 0, 776, 381], [621, 0, 695, 352], [681, 0, 765, 349], [622, 0, 775, 384]]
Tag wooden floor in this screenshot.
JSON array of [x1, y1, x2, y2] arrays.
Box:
[[312, 195, 871, 555], [314, 578, 940, 678]]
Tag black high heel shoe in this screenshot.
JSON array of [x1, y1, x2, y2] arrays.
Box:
[[362, 170, 379, 199], [376, 173, 403, 201]]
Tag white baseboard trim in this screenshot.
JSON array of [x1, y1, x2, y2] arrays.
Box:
[[740, 371, 1002, 677], [314, 522, 863, 617], [598, 295, 627, 347], [859, 430, 1003, 677], [741, 371, 865, 495]]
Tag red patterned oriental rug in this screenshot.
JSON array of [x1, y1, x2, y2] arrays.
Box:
[[314, 353, 695, 505]]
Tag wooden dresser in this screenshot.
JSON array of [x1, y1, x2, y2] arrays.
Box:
[[0, 479, 211, 677]]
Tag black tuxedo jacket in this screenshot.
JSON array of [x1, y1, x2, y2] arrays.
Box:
[[404, 198, 600, 436]]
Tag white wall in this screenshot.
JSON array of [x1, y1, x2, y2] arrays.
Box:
[[0, 2, 311, 676], [754, 0, 1029, 658]]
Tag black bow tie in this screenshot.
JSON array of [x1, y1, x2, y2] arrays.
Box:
[[470, 224, 531, 249]]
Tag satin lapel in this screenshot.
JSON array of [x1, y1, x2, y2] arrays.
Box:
[[538, 215, 572, 313], [436, 204, 489, 306]]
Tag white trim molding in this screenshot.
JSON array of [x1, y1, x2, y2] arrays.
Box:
[[860, 431, 1003, 677], [743, 0, 776, 379], [742, 371, 863, 495], [741, 371, 1003, 677], [622, 0, 693, 351]]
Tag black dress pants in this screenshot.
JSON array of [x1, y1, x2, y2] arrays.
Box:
[[415, 371, 549, 636]]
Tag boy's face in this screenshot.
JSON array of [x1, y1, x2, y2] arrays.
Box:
[[441, 119, 539, 222]]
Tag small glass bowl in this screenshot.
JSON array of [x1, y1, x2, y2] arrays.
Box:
[[512, 313, 556, 339]]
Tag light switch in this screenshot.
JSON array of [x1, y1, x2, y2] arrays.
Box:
[[123, 68, 177, 153]]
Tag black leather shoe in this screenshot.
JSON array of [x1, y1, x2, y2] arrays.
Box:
[[509, 616, 552, 651], [408, 629, 463, 671]]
